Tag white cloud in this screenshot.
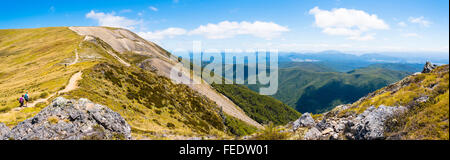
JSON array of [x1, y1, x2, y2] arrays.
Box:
[[149, 6, 158, 12], [188, 21, 289, 39], [348, 33, 376, 41], [397, 21, 407, 27], [403, 33, 419, 37], [409, 16, 431, 27], [138, 28, 187, 40], [86, 10, 140, 30], [309, 6, 389, 41]]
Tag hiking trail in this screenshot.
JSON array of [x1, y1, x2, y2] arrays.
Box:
[[13, 71, 83, 111], [67, 48, 79, 66]]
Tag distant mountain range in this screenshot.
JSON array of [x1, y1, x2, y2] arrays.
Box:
[[278, 51, 448, 72]]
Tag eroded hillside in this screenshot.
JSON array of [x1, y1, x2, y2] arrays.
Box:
[[0, 27, 261, 139]]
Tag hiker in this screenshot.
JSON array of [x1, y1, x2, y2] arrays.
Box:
[[24, 92, 29, 107], [18, 95, 24, 107]]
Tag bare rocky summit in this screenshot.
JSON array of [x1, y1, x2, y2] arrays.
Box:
[[0, 97, 131, 140]]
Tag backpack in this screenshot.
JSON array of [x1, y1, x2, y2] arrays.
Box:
[[19, 97, 24, 103]]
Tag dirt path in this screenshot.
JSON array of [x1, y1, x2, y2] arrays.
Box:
[[14, 71, 83, 111], [25, 46, 81, 108], [68, 49, 79, 66], [58, 71, 82, 94], [69, 27, 261, 128]]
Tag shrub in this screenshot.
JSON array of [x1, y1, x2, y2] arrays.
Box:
[[251, 122, 289, 140], [224, 115, 258, 136], [167, 122, 176, 129], [47, 116, 59, 124], [40, 92, 49, 99]]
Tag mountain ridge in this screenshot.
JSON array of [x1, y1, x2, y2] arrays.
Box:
[[286, 63, 449, 140], [0, 26, 270, 139]]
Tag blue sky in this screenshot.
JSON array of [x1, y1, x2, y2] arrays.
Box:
[[0, 0, 448, 56]]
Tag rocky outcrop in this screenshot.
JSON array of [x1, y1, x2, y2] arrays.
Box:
[[292, 113, 315, 131], [295, 105, 407, 140], [422, 61, 438, 73], [1, 97, 131, 140], [304, 127, 321, 140], [0, 123, 10, 140], [345, 105, 407, 140]]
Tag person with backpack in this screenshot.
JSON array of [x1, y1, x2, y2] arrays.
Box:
[[18, 95, 24, 107], [24, 92, 29, 107]]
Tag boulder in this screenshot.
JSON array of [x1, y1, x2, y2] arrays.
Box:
[[415, 96, 429, 103], [315, 119, 329, 131], [422, 61, 437, 73], [292, 113, 316, 130], [0, 123, 11, 140], [4, 97, 131, 140], [304, 127, 321, 140], [321, 128, 334, 135], [348, 105, 407, 140]]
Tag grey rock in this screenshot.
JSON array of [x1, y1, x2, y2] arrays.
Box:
[[415, 96, 429, 103], [4, 97, 131, 140], [422, 61, 438, 73], [349, 105, 407, 140], [292, 113, 316, 130], [291, 104, 407, 140], [321, 128, 334, 135], [315, 119, 327, 131], [331, 133, 339, 140], [304, 127, 321, 140], [0, 123, 11, 140]]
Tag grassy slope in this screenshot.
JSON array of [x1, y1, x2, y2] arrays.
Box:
[[0, 27, 98, 125], [65, 62, 231, 138], [347, 65, 449, 140], [248, 64, 410, 113], [0, 27, 255, 139]]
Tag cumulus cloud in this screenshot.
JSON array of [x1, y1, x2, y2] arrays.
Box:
[[188, 21, 289, 39], [86, 10, 140, 30], [309, 6, 389, 41], [149, 6, 158, 12], [409, 16, 431, 27], [397, 21, 407, 27], [348, 33, 376, 41], [138, 28, 187, 40]]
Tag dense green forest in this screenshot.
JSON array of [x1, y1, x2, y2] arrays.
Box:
[[247, 62, 412, 113], [212, 83, 301, 125]]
